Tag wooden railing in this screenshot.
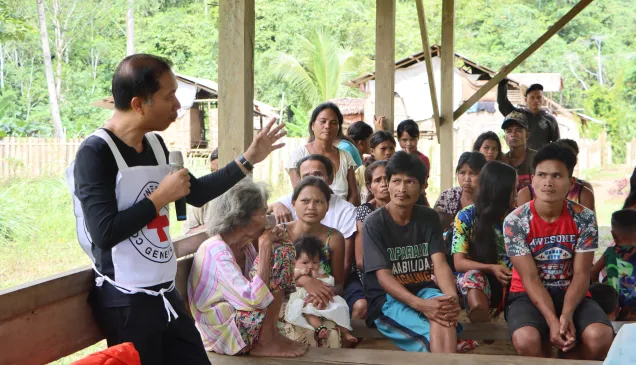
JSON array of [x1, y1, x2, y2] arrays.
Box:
[[0, 230, 209, 365]]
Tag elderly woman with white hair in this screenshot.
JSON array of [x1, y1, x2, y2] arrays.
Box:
[[187, 179, 306, 358]]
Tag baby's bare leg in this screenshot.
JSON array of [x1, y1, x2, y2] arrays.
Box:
[[305, 314, 328, 339], [305, 314, 322, 329]]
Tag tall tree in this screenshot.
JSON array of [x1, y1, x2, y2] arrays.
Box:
[[126, 0, 134, 55], [271, 29, 355, 111], [36, 0, 63, 138]]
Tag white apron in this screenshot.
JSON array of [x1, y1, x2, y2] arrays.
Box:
[[67, 129, 178, 321]]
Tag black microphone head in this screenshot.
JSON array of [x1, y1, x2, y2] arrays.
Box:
[[169, 150, 184, 167]]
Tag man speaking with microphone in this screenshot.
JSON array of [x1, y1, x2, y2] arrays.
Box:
[[69, 54, 285, 364]]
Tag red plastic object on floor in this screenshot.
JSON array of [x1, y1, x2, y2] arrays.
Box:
[[71, 342, 141, 365]]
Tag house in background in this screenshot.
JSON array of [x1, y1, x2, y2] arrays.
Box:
[[329, 97, 365, 130], [346, 45, 579, 144], [92, 73, 278, 152]]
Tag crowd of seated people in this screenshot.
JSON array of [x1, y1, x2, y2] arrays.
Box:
[[185, 100, 635, 360]]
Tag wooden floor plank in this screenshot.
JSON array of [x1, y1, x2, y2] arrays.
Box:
[[207, 347, 601, 365]]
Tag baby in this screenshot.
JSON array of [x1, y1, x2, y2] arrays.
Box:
[[591, 208, 636, 320], [285, 236, 357, 343]]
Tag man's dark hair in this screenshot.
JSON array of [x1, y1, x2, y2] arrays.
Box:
[[112, 54, 173, 111], [292, 176, 331, 204], [209, 148, 218, 162], [473, 131, 503, 161], [456, 151, 487, 174], [396, 119, 419, 139], [533, 142, 577, 177], [589, 283, 619, 316], [557, 139, 579, 156], [346, 121, 373, 142], [385, 151, 428, 185], [308, 102, 343, 142], [295, 154, 334, 179], [611, 208, 636, 236], [526, 83, 544, 96], [293, 236, 324, 262]]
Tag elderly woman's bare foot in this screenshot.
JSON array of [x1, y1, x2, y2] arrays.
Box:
[[276, 332, 307, 353], [250, 338, 304, 358]]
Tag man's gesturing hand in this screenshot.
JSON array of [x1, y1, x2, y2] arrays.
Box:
[[243, 117, 287, 165]]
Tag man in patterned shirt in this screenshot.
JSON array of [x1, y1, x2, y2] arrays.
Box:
[[503, 143, 613, 360]]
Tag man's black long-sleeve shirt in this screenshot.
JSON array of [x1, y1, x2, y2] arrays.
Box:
[[74, 128, 245, 305], [498, 80, 560, 151]]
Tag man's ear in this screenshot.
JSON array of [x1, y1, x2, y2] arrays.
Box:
[[130, 96, 146, 115], [525, 131, 531, 141], [611, 229, 620, 245]]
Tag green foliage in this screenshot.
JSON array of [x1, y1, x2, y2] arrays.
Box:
[[272, 29, 356, 111], [286, 105, 309, 137], [0, 0, 633, 161]]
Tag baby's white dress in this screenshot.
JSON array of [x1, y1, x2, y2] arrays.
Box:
[[284, 274, 352, 331]]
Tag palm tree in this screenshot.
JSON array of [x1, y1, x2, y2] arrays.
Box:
[[272, 29, 356, 111]]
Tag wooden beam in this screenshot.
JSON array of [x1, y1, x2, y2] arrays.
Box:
[[453, 0, 594, 121], [415, 0, 440, 143], [208, 347, 602, 365], [440, 0, 455, 191], [375, 0, 396, 132], [218, 0, 255, 166]]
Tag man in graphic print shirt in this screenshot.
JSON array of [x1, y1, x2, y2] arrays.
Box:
[[504, 143, 612, 360], [363, 151, 461, 353]]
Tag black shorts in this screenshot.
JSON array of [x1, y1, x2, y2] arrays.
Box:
[[343, 272, 365, 315], [89, 286, 210, 365], [505, 290, 612, 340]]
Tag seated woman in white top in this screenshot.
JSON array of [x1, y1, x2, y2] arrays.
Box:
[[285, 102, 359, 205]]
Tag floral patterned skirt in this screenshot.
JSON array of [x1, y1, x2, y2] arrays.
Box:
[[457, 269, 492, 299], [234, 242, 296, 354]]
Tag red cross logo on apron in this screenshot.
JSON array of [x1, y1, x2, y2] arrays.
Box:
[[147, 215, 170, 242]]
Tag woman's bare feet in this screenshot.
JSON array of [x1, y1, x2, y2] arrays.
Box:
[[250, 336, 305, 358], [275, 332, 307, 354]]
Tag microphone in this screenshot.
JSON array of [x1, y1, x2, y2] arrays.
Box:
[[168, 151, 187, 221]]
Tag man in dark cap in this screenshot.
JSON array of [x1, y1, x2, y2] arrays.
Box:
[[501, 111, 537, 191], [498, 79, 560, 150]]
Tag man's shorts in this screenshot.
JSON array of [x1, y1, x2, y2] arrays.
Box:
[[375, 287, 463, 352], [505, 289, 612, 340]]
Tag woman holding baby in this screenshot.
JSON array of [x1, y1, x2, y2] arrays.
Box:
[[187, 179, 306, 358]]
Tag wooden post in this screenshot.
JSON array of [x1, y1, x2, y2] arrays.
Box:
[[375, 0, 395, 132], [440, 0, 455, 191], [218, 0, 255, 166], [453, 0, 593, 121], [415, 0, 440, 143]]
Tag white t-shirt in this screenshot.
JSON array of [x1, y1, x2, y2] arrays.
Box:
[[285, 146, 356, 200], [276, 193, 357, 239]]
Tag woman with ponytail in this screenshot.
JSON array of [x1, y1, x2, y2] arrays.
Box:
[[451, 161, 518, 322]]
